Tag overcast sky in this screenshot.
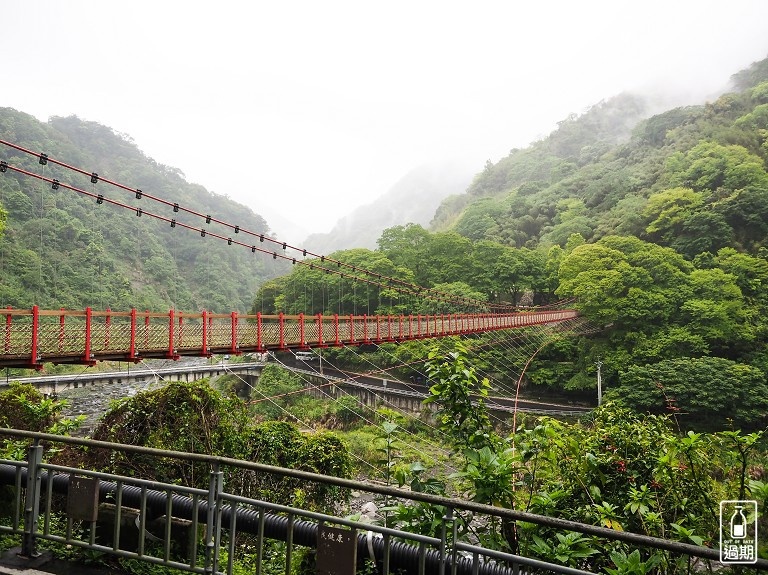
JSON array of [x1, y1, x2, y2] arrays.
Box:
[[2, 1, 767, 243]]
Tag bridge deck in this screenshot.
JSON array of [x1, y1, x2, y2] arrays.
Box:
[[0, 308, 578, 369]]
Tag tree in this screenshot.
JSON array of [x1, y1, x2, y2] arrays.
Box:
[[420, 232, 474, 286], [454, 198, 504, 241], [377, 223, 431, 284], [423, 341, 496, 453], [642, 187, 703, 245], [665, 142, 768, 195], [254, 248, 414, 316], [554, 235, 760, 374], [494, 246, 541, 305], [0, 382, 79, 435], [64, 380, 350, 510], [715, 248, 768, 305], [556, 239, 688, 327], [671, 210, 732, 258], [540, 198, 595, 246], [716, 186, 768, 250], [414, 281, 487, 314], [611, 357, 768, 430], [468, 240, 508, 302], [680, 268, 751, 356]]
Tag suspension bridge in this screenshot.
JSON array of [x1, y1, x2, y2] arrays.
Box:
[[0, 139, 581, 370], [0, 306, 578, 369]]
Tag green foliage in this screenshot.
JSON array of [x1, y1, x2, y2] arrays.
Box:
[[0, 381, 83, 457], [0, 382, 64, 431], [513, 404, 728, 570], [333, 394, 368, 427], [731, 57, 768, 92], [57, 380, 350, 512], [423, 341, 496, 452], [554, 234, 766, 408], [0, 109, 288, 313], [375, 420, 401, 485], [605, 549, 662, 575], [611, 357, 768, 430], [76, 381, 251, 487], [557, 237, 691, 328], [424, 55, 768, 273], [245, 421, 351, 511], [249, 364, 307, 421], [253, 247, 414, 316], [386, 349, 758, 569], [665, 141, 768, 194], [529, 531, 599, 567]]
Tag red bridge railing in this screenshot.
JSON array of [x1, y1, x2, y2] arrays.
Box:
[[0, 306, 579, 369]]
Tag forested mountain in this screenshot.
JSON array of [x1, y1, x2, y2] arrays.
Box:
[[303, 161, 473, 252], [434, 62, 768, 254], [256, 55, 768, 429], [0, 110, 289, 312]]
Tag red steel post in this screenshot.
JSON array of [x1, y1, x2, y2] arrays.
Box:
[[144, 311, 150, 350], [129, 308, 137, 360], [59, 309, 65, 353], [83, 307, 92, 363], [105, 308, 112, 350], [167, 309, 175, 359], [316, 313, 323, 346], [230, 311, 238, 354], [5, 307, 12, 354], [333, 314, 340, 346], [31, 305, 39, 367], [201, 311, 208, 356]]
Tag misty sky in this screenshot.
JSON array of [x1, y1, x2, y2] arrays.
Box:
[[2, 1, 768, 243]]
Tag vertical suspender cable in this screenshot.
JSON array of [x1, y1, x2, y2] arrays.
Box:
[[38, 158, 45, 304], [205, 229, 211, 310], [89, 178, 97, 307], [171, 222, 176, 311]]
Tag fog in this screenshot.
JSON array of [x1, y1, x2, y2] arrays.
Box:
[[1, 0, 767, 243]]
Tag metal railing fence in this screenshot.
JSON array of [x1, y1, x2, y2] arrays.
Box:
[[0, 429, 764, 574], [0, 307, 579, 368]]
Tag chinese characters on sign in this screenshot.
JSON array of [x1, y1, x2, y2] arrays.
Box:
[[720, 500, 758, 565], [317, 525, 357, 575]]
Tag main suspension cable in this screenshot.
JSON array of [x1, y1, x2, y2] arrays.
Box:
[[0, 141, 527, 312]]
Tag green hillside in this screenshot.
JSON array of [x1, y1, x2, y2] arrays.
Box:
[[436, 58, 768, 256], [0, 110, 289, 312], [254, 55, 768, 429]]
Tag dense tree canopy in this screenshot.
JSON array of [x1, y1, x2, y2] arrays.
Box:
[[0, 109, 288, 312], [611, 357, 768, 430]]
